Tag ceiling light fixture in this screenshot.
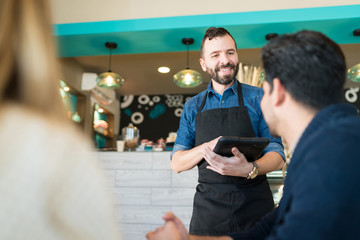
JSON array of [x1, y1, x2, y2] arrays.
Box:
[[173, 38, 202, 88], [96, 42, 124, 89], [265, 33, 279, 41], [353, 29, 360, 36], [158, 66, 170, 73]]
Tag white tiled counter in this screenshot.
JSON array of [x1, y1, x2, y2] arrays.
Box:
[[97, 151, 197, 240], [96, 151, 284, 240]]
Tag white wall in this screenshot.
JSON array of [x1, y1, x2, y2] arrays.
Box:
[[50, 0, 359, 24]]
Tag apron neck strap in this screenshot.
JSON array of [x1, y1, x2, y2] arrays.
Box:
[[237, 81, 245, 107], [199, 91, 208, 112]]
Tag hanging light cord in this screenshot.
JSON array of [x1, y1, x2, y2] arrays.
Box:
[[186, 44, 190, 69], [108, 48, 112, 72]]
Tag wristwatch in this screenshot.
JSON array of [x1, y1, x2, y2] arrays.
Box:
[[247, 161, 259, 179]]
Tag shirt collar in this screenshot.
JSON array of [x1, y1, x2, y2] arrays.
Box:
[[206, 79, 239, 96]]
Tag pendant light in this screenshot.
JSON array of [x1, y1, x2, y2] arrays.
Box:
[[173, 38, 202, 88], [347, 63, 360, 83], [96, 42, 124, 89]]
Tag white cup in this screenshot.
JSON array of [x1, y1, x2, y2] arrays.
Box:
[[116, 140, 125, 152]]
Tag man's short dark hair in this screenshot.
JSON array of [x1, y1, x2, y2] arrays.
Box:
[[261, 30, 346, 110], [200, 27, 237, 58]]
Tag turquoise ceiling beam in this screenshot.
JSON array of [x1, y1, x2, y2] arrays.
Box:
[[54, 5, 360, 57]]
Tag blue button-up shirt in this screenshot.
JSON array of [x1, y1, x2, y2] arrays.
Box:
[[171, 80, 285, 160]]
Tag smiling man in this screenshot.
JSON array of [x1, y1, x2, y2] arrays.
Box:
[[170, 27, 285, 236]]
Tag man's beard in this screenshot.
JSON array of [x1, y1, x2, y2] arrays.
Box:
[[206, 63, 239, 85]]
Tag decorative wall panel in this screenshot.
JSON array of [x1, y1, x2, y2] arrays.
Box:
[[120, 94, 194, 141]]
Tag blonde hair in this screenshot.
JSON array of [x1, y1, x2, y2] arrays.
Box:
[[0, 0, 66, 120]]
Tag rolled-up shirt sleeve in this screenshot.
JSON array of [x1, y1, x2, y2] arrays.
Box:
[[170, 98, 197, 160]]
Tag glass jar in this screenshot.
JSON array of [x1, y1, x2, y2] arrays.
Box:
[[122, 123, 139, 151]]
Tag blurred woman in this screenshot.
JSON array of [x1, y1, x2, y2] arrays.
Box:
[[0, 0, 123, 239]]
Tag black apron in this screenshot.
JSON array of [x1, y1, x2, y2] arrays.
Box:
[[189, 82, 274, 236]]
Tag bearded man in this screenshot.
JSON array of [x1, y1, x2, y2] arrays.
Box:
[[170, 27, 285, 236]]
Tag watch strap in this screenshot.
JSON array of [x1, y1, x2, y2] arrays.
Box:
[[247, 161, 259, 179]]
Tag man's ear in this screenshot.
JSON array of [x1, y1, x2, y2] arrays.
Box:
[[272, 78, 286, 106], [199, 58, 207, 72]]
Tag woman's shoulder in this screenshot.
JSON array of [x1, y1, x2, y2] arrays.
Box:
[[0, 104, 92, 150]]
